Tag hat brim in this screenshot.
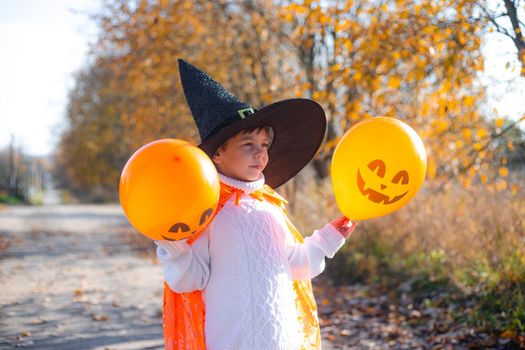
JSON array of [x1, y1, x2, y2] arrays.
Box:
[[198, 98, 327, 188]]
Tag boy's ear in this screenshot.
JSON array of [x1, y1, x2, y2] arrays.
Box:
[[212, 150, 222, 164]]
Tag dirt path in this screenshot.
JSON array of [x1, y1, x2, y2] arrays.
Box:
[[1, 204, 403, 350], [1, 204, 514, 350], [0, 204, 350, 350], [0, 204, 164, 349]]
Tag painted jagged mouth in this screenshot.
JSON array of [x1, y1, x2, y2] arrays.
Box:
[[162, 231, 196, 241], [161, 208, 213, 241], [356, 169, 408, 204]]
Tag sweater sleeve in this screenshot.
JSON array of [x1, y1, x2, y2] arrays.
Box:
[[155, 228, 211, 293], [285, 223, 345, 281]]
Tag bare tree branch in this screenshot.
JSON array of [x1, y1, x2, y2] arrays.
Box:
[[479, 0, 525, 76]]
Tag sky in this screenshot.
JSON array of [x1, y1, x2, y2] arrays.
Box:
[[481, 29, 525, 121], [0, 0, 100, 157], [0, 1, 523, 157]]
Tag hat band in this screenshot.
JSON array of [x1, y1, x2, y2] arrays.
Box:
[[238, 107, 255, 119], [204, 107, 258, 141]]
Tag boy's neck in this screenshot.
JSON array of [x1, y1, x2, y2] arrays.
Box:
[[218, 173, 265, 194]]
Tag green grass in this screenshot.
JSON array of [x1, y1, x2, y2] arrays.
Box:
[[470, 283, 525, 333], [325, 231, 525, 335], [326, 231, 454, 295], [0, 194, 24, 205]]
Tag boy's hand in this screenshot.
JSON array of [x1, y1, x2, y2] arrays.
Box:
[[155, 239, 190, 260], [330, 216, 357, 239]]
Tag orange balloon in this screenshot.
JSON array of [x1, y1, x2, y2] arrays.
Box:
[[119, 139, 220, 241], [331, 117, 427, 220]]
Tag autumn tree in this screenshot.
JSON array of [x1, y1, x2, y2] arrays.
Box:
[[276, 1, 487, 180], [56, 58, 127, 200], [57, 0, 523, 200], [58, 0, 300, 199]]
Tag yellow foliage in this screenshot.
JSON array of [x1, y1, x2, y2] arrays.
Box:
[[331, 64, 342, 72], [427, 159, 436, 179], [436, 120, 449, 132], [476, 128, 488, 139], [388, 75, 402, 89], [344, 38, 353, 52], [464, 95, 475, 107], [496, 179, 508, 191], [473, 142, 483, 151], [324, 136, 342, 151], [349, 112, 360, 120], [58, 0, 511, 197]]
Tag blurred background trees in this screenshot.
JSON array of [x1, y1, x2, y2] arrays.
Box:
[[51, 0, 525, 337], [55, 0, 524, 201], [0, 137, 46, 204]]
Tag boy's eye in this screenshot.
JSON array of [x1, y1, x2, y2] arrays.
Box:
[[243, 143, 253, 147], [262, 143, 270, 148]]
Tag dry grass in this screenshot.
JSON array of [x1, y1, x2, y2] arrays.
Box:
[[289, 172, 524, 281], [287, 170, 525, 332]]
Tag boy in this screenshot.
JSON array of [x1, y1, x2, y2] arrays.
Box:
[[155, 59, 356, 349]]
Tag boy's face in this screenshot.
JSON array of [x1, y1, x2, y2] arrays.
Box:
[[212, 128, 270, 182]]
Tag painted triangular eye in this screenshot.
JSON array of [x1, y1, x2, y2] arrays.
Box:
[[392, 170, 409, 184], [199, 208, 213, 225], [169, 223, 190, 233], [367, 159, 386, 178]]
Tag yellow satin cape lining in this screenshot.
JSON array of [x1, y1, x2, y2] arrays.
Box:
[[162, 182, 321, 350]]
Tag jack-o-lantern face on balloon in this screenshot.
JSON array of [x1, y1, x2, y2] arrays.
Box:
[[120, 139, 220, 241], [331, 117, 427, 220], [163, 208, 214, 241], [357, 159, 409, 205]]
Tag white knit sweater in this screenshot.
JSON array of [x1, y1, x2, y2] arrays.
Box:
[[156, 174, 345, 350]]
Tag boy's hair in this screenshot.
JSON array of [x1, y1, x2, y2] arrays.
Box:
[[215, 126, 274, 155]]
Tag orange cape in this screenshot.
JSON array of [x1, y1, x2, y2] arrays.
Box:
[[162, 182, 321, 349]]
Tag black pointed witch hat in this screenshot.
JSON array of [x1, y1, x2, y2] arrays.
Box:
[[178, 59, 326, 188]]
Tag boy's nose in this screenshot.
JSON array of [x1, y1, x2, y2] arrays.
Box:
[[254, 148, 266, 157]]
